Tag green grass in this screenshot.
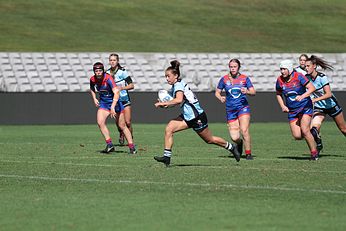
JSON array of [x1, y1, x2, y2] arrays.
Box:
[[0, 122, 345, 230], [0, 0, 346, 52]]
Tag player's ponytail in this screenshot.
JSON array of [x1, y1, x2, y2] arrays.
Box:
[[307, 55, 333, 71], [167, 60, 181, 78]]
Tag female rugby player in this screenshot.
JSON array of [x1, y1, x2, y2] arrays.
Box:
[[305, 55, 346, 151], [215, 59, 256, 160], [275, 59, 319, 160], [90, 62, 136, 154], [107, 53, 135, 146], [153, 60, 241, 166]]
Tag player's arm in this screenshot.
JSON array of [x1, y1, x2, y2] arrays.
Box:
[[155, 91, 183, 108], [120, 77, 134, 91], [296, 82, 315, 102], [215, 88, 226, 103], [312, 84, 332, 103], [110, 87, 120, 118], [241, 86, 256, 96], [241, 77, 256, 96], [276, 92, 289, 112], [89, 81, 99, 107]]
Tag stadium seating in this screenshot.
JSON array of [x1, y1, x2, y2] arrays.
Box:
[[0, 52, 345, 92]]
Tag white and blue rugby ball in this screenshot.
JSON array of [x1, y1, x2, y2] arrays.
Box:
[[158, 90, 173, 102]]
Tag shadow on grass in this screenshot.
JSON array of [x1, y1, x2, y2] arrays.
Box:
[[218, 155, 256, 159], [278, 153, 343, 160], [98, 150, 128, 155], [172, 163, 214, 167]]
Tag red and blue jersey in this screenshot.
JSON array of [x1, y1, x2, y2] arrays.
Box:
[[276, 71, 312, 110], [217, 74, 254, 111], [90, 73, 117, 104]]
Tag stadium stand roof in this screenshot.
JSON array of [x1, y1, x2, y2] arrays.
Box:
[[0, 52, 345, 92]]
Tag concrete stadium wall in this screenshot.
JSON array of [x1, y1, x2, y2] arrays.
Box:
[[1, 92, 345, 125]]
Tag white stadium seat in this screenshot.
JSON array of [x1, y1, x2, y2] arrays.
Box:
[[1, 52, 346, 92]]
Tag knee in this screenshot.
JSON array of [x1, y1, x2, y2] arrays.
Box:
[[125, 120, 131, 128], [165, 125, 174, 136]]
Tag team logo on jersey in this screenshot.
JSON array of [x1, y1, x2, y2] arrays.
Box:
[[287, 91, 298, 101], [229, 87, 242, 98], [226, 81, 231, 86]]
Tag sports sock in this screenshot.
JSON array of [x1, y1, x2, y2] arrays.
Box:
[[311, 150, 318, 156], [106, 138, 113, 146], [225, 142, 234, 151], [128, 143, 135, 149], [245, 150, 251, 155], [164, 149, 172, 157]]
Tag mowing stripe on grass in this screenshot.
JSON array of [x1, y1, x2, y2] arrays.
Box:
[[0, 174, 345, 195], [0, 159, 345, 174]]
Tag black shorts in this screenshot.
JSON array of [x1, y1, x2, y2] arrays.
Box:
[[182, 112, 208, 132], [314, 103, 343, 118], [120, 100, 131, 107]]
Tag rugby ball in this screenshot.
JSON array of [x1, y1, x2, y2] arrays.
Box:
[[158, 90, 173, 102]]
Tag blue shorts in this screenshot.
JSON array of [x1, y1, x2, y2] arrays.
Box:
[[226, 106, 250, 122], [288, 106, 313, 123], [99, 100, 124, 113]]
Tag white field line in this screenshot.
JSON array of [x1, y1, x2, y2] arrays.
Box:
[[0, 173, 345, 195], [0, 160, 345, 174], [1, 155, 346, 162]]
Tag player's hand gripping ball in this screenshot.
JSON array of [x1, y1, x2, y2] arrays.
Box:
[[158, 90, 173, 102]]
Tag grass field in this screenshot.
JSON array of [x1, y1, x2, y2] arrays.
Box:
[[0, 122, 345, 230], [1, 0, 346, 52]]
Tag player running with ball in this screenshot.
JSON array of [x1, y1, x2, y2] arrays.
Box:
[[153, 60, 241, 166]]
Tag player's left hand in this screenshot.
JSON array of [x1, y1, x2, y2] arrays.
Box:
[[110, 109, 116, 118], [241, 87, 248, 94]]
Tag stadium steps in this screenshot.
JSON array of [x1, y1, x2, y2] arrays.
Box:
[[0, 52, 346, 92]]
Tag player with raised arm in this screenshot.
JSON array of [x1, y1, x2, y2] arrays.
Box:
[[107, 53, 135, 146], [215, 58, 256, 160], [305, 55, 346, 151], [89, 62, 137, 154], [153, 60, 240, 166], [275, 60, 319, 160]]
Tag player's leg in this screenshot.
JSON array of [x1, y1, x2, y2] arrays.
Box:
[[300, 114, 319, 160], [154, 116, 189, 166], [197, 127, 240, 162], [123, 105, 133, 135], [310, 113, 325, 151], [238, 114, 252, 160], [97, 109, 114, 153], [289, 118, 303, 140], [117, 112, 136, 154], [333, 111, 346, 136], [117, 104, 132, 145]]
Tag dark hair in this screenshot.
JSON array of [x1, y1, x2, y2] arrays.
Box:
[[109, 53, 123, 69], [299, 54, 308, 61], [229, 58, 241, 69], [306, 55, 333, 71], [166, 60, 181, 77]]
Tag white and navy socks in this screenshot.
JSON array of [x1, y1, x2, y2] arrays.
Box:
[[164, 149, 172, 157]]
